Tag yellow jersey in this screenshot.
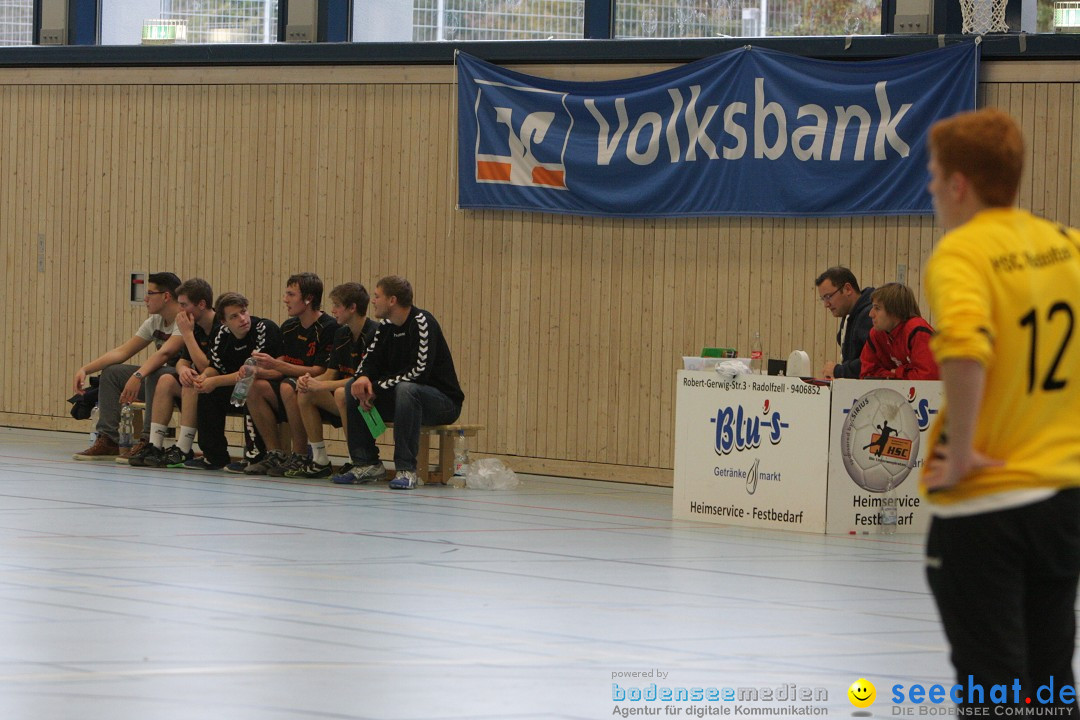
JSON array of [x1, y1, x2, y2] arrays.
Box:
[[923, 207, 1080, 504]]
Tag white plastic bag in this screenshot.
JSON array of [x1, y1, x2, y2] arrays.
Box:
[[465, 458, 521, 490], [714, 359, 752, 382]]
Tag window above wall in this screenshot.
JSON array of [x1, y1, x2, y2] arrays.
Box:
[[101, 0, 279, 44], [615, 0, 881, 38], [353, 0, 585, 41], [348, 0, 881, 41], [0, 0, 32, 45], [4, 0, 1080, 56]]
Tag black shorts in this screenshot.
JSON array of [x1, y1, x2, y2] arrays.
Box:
[[318, 407, 343, 429], [262, 378, 288, 422]]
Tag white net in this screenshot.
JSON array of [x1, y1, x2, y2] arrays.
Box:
[[959, 0, 1008, 33]]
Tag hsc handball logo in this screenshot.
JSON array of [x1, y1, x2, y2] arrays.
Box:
[[840, 388, 920, 493], [473, 82, 569, 190], [712, 398, 790, 455]]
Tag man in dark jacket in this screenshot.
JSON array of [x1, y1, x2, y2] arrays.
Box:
[[816, 267, 874, 379], [333, 276, 464, 489]]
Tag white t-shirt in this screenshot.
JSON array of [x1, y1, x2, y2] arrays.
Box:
[[135, 315, 181, 350]]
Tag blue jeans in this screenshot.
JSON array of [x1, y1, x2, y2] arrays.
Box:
[[344, 379, 460, 472]]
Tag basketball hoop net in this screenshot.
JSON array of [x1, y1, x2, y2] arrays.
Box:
[[959, 0, 1009, 33]]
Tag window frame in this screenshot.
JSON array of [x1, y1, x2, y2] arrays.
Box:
[[4, 0, 1080, 57]]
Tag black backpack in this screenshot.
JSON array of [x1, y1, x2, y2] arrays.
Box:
[[67, 376, 100, 420]]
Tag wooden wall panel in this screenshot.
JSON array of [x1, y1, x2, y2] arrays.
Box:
[[1, 63, 1077, 485]]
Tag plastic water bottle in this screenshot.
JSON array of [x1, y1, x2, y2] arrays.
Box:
[[89, 405, 100, 443], [230, 358, 258, 407], [880, 480, 898, 535], [118, 403, 134, 452], [448, 431, 469, 488], [750, 331, 763, 374]]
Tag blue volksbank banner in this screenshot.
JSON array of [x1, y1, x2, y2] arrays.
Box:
[[456, 44, 978, 218]]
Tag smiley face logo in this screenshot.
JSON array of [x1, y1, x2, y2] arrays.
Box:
[[847, 678, 876, 708]]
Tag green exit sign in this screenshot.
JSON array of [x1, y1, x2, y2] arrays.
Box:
[[143, 24, 177, 40], [141, 20, 187, 43]]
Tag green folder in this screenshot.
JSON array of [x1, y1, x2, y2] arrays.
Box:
[[701, 347, 737, 358], [359, 405, 387, 438]]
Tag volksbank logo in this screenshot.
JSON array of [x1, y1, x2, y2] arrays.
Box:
[[585, 78, 912, 166], [474, 78, 911, 188], [473, 81, 569, 190]]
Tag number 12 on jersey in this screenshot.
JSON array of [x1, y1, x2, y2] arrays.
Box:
[[1019, 301, 1074, 393]]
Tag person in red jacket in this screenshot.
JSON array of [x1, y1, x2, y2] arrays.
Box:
[[859, 282, 940, 380]]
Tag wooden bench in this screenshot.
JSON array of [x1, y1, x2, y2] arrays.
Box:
[[131, 403, 482, 483], [388, 423, 484, 485], [128, 401, 185, 439], [129, 401, 148, 437]]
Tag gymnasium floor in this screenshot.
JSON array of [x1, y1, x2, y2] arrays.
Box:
[[0, 426, 970, 719]]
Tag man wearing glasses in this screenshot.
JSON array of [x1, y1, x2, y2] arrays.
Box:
[[71, 271, 186, 461], [815, 266, 874, 380]]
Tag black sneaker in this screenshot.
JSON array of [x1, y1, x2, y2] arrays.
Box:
[[284, 459, 333, 479], [225, 459, 250, 474], [243, 450, 287, 475], [267, 453, 307, 478], [128, 443, 164, 467], [183, 457, 224, 471], [149, 445, 194, 468]]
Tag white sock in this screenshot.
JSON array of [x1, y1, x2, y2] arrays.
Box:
[[177, 426, 197, 453], [311, 442, 328, 465], [150, 423, 168, 449]]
